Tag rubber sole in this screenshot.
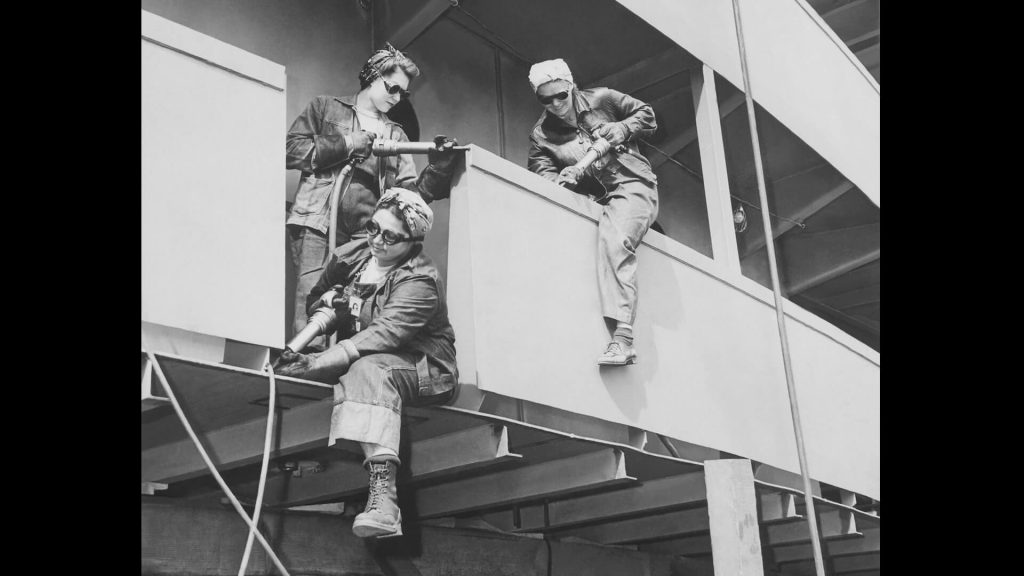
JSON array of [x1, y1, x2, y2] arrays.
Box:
[[352, 517, 403, 538], [597, 355, 638, 366]]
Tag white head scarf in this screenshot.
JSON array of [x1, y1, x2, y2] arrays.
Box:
[[528, 58, 574, 92]]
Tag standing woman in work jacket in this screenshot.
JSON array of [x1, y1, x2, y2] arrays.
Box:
[[526, 58, 659, 366], [275, 188, 457, 539], [285, 43, 460, 346]]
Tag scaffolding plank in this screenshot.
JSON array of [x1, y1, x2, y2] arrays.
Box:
[[415, 448, 635, 519]]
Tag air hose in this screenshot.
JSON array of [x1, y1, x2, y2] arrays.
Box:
[[142, 341, 290, 576]]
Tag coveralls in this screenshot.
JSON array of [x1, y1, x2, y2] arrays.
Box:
[[305, 239, 458, 454], [527, 87, 659, 325]]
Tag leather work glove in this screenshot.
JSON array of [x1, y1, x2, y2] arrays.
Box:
[[593, 122, 629, 147], [556, 165, 583, 189], [428, 135, 460, 171], [347, 130, 377, 161], [317, 289, 339, 309], [316, 284, 347, 309], [272, 344, 353, 384], [272, 349, 315, 375]]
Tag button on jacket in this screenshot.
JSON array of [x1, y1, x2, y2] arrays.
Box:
[[286, 95, 454, 238], [528, 87, 658, 199], [306, 239, 457, 397]]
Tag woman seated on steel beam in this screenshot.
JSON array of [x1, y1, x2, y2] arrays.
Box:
[[526, 58, 659, 366], [275, 188, 457, 539]]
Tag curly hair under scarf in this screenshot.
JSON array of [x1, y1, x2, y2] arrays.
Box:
[[358, 43, 421, 89]]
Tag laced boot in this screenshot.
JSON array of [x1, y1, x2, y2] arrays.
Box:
[[352, 456, 402, 538]]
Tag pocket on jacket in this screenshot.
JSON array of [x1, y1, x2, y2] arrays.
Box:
[[414, 354, 456, 401], [292, 175, 334, 216]]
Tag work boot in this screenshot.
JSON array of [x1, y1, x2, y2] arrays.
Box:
[[352, 456, 402, 538], [597, 341, 637, 366]]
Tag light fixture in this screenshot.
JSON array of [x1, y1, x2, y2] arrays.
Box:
[[733, 204, 748, 233]]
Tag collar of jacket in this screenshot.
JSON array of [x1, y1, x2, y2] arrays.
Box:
[[540, 87, 600, 136], [333, 94, 402, 129]]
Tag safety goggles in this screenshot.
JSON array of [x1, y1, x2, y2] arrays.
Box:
[[381, 76, 411, 99], [538, 90, 569, 105], [365, 219, 421, 245]]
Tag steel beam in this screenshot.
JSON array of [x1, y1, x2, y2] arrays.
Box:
[[508, 472, 706, 532], [832, 553, 880, 573], [141, 399, 333, 483], [740, 178, 855, 256], [778, 223, 881, 295], [692, 63, 741, 272], [639, 534, 712, 557], [415, 448, 634, 519], [651, 93, 745, 169], [819, 283, 880, 311], [584, 48, 692, 95], [766, 509, 861, 546], [236, 425, 523, 507], [386, 0, 453, 50], [760, 492, 801, 524], [553, 508, 710, 545], [772, 528, 879, 563], [141, 358, 169, 411]]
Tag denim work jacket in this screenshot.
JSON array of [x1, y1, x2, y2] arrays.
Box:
[[528, 87, 658, 200], [285, 95, 454, 240], [306, 239, 458, 398]]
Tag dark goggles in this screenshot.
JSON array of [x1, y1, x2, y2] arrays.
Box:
[[365, 219, 421, 245], [538, 90, 569, 105], [381, 76, 410, 99]]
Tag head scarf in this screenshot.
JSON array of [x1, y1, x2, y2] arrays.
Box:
[[528, 58, 574, 92], [376, 188, 433, 239], [359, 43, 408, 88]]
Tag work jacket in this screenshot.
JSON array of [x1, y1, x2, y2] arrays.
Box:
[[285, 95, 454, 241], [528, 87, 658, 200], [306, 239, 458, 398]]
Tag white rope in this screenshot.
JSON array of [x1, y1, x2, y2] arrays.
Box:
[[141, 341, 291, 576], [237, 352, 277, 576], [730, 1, 827, 574]]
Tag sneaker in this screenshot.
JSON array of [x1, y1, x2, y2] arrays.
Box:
[[597, 341, 637, 366]]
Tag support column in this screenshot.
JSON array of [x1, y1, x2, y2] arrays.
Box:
[[705, 459, 764, 576], [691, 64, 741, 273]]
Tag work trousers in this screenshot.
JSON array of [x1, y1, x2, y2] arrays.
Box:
[[329, 352, 454, 454], [596, 178, 659, 325]]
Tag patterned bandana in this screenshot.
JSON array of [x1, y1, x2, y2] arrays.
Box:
[[376, 188, 433, 238], [528, 58, 574, 92], [359, 43, 407, 88]]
